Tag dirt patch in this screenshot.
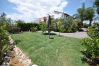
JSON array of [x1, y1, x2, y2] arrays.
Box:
[[9, 53, 24, 66]]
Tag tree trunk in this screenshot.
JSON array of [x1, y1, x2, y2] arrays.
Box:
[[81, 19, 83, 27], [89, 20, 92, 26]]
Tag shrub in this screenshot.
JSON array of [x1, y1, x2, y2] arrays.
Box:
[[81, 38, 99, 64], [39, 22, 47, 33], [30, 27, 38, 32], [0, 20, 10, 32], [17, 22, 40, 31], [0, 27, 10, 64], [83, 23, 89, 28], [56, 21, 64, 32], [81, 23, 99, 65], [87, 23, 99, 39], [61, 16, 78, 33], [8, 26, 20, 34], [73, 18, 84, 31]]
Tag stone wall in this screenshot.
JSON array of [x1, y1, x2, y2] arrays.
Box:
[[14, 46, 32, 66], [9, 36, 38, 66]]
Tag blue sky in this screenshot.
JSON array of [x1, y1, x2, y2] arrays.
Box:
[[64, 0, 94, 15], [0, 0, 94, 21]]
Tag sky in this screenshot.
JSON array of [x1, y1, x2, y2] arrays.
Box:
[[0, 0, 94, 22]]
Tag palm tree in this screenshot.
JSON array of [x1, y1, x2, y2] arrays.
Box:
[[73, 14, 80, 19], [95, 0, 99, 15], [85, 7, 95, 26], [77, 3, 86, 27]]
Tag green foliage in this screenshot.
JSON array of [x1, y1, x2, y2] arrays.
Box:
[[73, 18, 83, 30], [63, 16, 78, 32], [12, 32, 88, 66], [77, 4, 95, 26], [50, 18, 58, 31], [87, 23, 99, 39], [0, 12, 20, 34], [82, 38, 99, 60], [51, 18, 63, 32], [77, 3, 85, 26], [85, 7, 95, 26], [81, 23, 99, 65], [85, 7, 94, 19], [95, 0, 99, 14], [56, 19, 64, 32], [17, 21, 39, 31], [83, 23, 89, 28], [8, 26, 20, 34], [77, 8, 85, 20], [0, 27, 10, 64], [30, 27, 38, 32], [0, 13, 11, 31], [39, 16, 83, 33], [50, 17, 80, 33], [39, 22, 47, 33]]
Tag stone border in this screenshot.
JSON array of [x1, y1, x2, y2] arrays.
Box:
[[14, 46, 32, 66], [9, 35, 38, 66]]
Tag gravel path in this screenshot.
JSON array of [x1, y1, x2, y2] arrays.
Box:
[[53, 31, 89, 39], [38, 31, 89, 39]]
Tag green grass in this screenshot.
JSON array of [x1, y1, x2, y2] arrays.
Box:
[[12, 32, 88, 66]]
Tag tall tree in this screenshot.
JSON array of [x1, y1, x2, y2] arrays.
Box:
[[77, 2, 86, 27], [95, 0, 99, 15], [85, 7, 95, 26]]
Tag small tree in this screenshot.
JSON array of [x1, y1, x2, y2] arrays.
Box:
[[56, 18, 63, 32], [0, 12, 11, 31], [73, 18, 82, 31], [63, 16, 78, 32], [40, 22, 47, 33]]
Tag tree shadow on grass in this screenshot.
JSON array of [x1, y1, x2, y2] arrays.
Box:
[[43, 33, 56, 35]]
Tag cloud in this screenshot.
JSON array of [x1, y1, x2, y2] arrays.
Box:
[[7, 0, 68, 22]]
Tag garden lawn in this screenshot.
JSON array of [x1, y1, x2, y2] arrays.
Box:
[[12, 32, 88, 66]]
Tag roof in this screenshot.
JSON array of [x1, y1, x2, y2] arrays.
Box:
[[54, 11, 70, 16]]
